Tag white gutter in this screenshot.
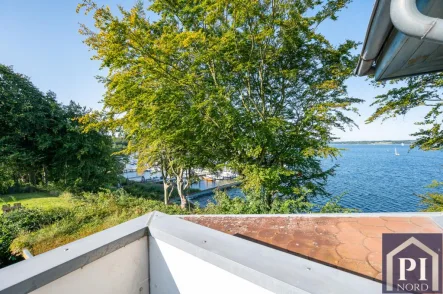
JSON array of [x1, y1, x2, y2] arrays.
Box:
[[355, 0, 392, 76], [391, 0, 443, 44]]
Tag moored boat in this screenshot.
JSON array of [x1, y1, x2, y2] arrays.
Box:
[[203, 175, 216, 181]]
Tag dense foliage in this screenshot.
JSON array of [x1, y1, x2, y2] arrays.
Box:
[[204, 190, 358, 214], [0, 207, 70, 267], [77, 0, 361, 211], [7, 190, 186, 259], [0, 64, 123, 193]]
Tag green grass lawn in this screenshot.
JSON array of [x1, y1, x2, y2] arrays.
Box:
[[0, 192, 73, 212]]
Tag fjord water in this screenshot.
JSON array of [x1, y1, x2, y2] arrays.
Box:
[[128, 144, 443, 212], [316, 144, 443, 212]]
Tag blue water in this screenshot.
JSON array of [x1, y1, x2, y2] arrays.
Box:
[[194, 144, 443, 212], [317, 144, 443, 212]]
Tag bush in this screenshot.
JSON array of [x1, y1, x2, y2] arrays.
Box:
[[10, 189, 186, 257], [0, 207, 70, 267], [123, 182, 163, 200], [201, 190, 314, 214], [318, 195, 360, 213], [123, 182, 200, 200], [201, 190, 358, 214], [419, 180, 443, 212]]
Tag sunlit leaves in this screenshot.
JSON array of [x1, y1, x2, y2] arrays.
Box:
[[368, 73, 443, 150], [78, 0, 360, 210]]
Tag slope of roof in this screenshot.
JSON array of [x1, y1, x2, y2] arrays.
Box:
[[185, 213, 443, 281]]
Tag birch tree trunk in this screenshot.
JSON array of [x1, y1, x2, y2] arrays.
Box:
[[160, 159, 170, 205], [175, 168, 187, 209], [163, 181, 170, 205]]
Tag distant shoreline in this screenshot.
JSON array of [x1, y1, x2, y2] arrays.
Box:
[[332, 140, 414, 145]]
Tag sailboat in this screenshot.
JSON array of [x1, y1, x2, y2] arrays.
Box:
[[395, 148, 400, 156], [401, 143, 405, 146]]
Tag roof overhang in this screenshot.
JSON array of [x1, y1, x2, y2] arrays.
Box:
[[356, 0, 443, 81]]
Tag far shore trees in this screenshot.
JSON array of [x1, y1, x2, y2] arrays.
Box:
[[78, 0, 361, 211]]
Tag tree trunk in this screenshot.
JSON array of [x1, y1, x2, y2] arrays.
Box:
[[183, 167, 192, 196], [42, 166, 48, 186], [159, 154, 171, 206], [176, 169, 187, 209], [163, 181, 169, 205], [29, 171, 36, 186]]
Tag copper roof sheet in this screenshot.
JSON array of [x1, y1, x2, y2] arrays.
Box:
[[184, 215, 443, 281]]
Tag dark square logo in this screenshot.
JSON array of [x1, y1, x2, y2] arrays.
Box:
[[382, 233, 443, 293]]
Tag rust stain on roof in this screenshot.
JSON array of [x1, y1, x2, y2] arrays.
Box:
[[183, 215, 443, 281]]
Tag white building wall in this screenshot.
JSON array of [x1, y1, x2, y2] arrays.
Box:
[[31, 237, 149, 294], [149, 237, 272, 294]]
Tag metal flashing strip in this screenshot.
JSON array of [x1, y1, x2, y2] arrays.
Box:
[[0, 213, 153, 294], [430, 215, 443, 229], [180, 211, 443, 218], [149, 212, 381, 294]]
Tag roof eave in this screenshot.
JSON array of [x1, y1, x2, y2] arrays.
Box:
[[355, 0, 393, 77]]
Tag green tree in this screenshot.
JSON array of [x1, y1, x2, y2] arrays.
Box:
[[367, 73, 443, 150], [367, 73, 443, 211], [0, 64, 59, 187], [78, 1, 230, 208], [49, 101, 123, 192], [0, 64, 122, 193], [0, 164, 14, 194], [78, 0, 361, 211]]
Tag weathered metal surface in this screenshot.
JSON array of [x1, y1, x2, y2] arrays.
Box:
[[356, 0, 443, 80]]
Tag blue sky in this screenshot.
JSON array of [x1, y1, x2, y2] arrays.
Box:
[[1, 0, 427, 141]]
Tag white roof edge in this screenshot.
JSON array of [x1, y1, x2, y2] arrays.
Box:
[[355, 0, 393, 77], [180, 211, 443, 218]]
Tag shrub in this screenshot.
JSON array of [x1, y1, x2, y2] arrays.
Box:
[[123, 182, 200, 200], [419, 180, 443, 212], [200, 190, 313, 214], [123, 182, 163, 200], [201, 190, 358, 214], [3, 184, 40, 195], [10, 189, 186, 257], [0, 207, 70, 267], [318, 195, 360, 213]]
